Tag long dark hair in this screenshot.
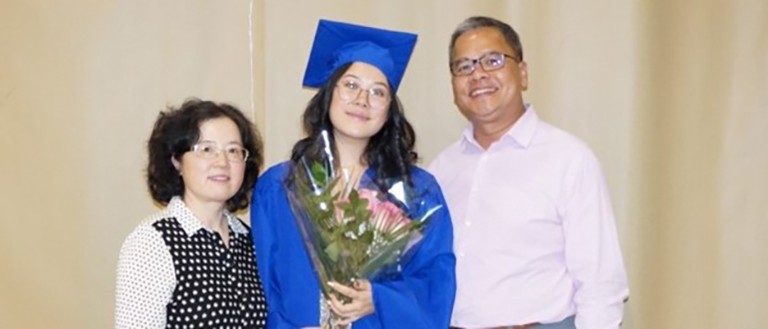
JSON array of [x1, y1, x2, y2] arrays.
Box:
[[289, 63, 417, 187]]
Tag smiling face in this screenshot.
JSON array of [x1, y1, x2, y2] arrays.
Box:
[[451, 26, 528, 139], [172, 117, 246, 210], [329, 62, 391, 145]]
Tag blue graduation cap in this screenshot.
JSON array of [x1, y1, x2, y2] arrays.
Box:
[[302, 19, 418, 93]]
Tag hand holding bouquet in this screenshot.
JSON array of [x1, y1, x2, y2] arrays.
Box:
[[284, 133, 441, 327]]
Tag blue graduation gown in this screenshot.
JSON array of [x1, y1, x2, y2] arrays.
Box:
[[251, 162, 456, 329]]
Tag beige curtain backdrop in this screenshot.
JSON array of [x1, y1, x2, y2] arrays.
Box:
[[1, 0, 765, 328]]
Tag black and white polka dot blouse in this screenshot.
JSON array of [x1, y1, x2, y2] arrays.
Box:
[[116, 197, 267, 328]]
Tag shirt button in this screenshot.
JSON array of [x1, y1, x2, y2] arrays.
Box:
[[464, 221, 471, 227]]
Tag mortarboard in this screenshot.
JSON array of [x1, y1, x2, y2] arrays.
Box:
[[302, 19, 418, 93]]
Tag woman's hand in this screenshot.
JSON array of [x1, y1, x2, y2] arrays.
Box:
[[327, 280, 374, 325]]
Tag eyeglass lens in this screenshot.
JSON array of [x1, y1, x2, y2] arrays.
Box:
[[451, 52, 515, 76], [336, 79, 390, 109], [191, 142, 248, 162]]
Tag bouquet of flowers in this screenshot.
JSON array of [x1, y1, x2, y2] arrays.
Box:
[[284, 131, 441, 327]]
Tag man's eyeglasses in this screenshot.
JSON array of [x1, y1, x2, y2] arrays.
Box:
[[336, 78, 391, 109], [190, 141, 249, 162], [450, 52, 518, 76]]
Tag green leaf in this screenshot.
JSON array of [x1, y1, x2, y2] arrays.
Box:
[[324, 241, 340, 262], [310, 162, 328, 186], [359, 230, 373, 245]]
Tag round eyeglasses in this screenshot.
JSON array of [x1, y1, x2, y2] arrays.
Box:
[[190, 142, 249, 162], [450, 52, 518, 76], [335, 78, 391, 109]]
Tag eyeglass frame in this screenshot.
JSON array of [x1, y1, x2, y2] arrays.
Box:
[[334, 77, 392, 110], [450, 52, 519, 76], [188, 141, 250, 163]]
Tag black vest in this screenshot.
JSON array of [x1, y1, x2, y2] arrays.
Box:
[[153, 217, 267, 328]]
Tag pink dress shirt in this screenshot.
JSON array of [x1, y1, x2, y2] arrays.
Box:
[[429, 105, 628, 329]]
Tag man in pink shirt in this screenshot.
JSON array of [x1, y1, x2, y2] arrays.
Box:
[[429, 16, 629, 329]]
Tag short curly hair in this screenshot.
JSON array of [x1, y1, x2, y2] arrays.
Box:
[[146, 98, 263, 212]]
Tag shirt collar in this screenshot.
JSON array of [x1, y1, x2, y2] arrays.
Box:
[[461, 103, 539, 149], [165, 196, 249, 237]]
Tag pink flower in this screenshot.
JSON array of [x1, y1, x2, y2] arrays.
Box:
[[359, 190, 410, 234], [357, 188, 381, 210]]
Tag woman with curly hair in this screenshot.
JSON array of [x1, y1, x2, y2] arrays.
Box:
[[116, 99, 268, 328]]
